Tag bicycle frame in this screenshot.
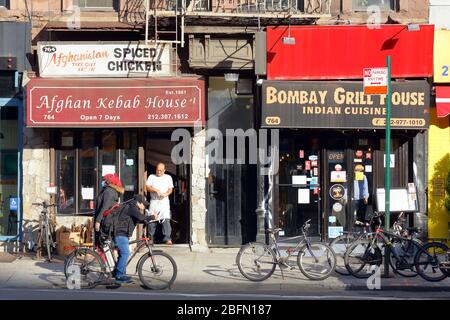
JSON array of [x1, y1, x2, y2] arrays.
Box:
[[269, 221, 319, 265]]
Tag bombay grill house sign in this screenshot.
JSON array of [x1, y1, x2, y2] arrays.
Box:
[[261, 81, 430, 129], [26, 78, 205, 127]]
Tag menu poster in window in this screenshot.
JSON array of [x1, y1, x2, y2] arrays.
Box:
[[376, 188, 417, 212]]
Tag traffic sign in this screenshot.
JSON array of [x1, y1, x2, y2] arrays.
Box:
[[363, 67, 388, 95]]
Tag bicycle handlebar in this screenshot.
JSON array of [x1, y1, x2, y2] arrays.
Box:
[[32, 202, 57, 207]]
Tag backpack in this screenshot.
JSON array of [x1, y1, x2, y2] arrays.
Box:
[[100, 200, 131, 238]]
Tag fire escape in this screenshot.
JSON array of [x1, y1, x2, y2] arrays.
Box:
[[142, 0, 331, 73]]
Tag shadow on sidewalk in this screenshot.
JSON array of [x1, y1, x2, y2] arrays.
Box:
[[202, 264, 321, 283], [33, 260, 66, 288]]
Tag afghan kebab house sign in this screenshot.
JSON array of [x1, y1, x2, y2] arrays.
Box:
[[38, 42, 171, 77], [26, 78, 204, 127], [261, 81, 429, 129]]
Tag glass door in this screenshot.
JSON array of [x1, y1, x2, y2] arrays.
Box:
[[278, 135, 321, 238], [325, 149, 350, 239]]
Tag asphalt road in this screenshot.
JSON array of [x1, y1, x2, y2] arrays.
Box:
[[1, 287, 450, 300]]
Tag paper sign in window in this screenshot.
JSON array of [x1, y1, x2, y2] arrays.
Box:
[[102, 165, 116, 176], [298, 189, 310, 204], [82, 188, 94, 200], [292, 175, 307, 185]]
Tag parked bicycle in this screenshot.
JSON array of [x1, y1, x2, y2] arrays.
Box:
[[236, 219, 336, 281], [330, 211, 418, 276], [344, 212, 436, 280], [329, 213, 381, 275], [32, 202, 57, 262], [414, 239, 450, 282], [64, 220, 177, 289]]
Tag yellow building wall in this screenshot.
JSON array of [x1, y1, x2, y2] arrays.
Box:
[[428, 108, 450, 239]]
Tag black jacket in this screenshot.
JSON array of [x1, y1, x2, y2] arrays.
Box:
[[94, 186, 120, 224], [114, 201, 152, 237]]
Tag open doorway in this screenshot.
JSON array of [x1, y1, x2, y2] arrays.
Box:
[[145, 131, 190, 244]]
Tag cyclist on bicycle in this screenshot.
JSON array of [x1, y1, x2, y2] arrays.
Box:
[[94, 174, 125, 246], [112, 194, 156, 284]]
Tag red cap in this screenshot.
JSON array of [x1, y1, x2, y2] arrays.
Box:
[[103, 173, 123, 188]]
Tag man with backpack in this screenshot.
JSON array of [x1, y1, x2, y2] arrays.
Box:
[[112, 194, 154, 284]]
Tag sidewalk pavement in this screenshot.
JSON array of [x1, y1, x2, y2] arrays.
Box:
[[1, 246, 450, 293]]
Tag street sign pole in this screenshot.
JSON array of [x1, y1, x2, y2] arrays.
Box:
[[383, 55, 392, 278], [385, 56, 391, 231]]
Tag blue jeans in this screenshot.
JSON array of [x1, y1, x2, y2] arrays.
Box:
[[114, 236, 130, 278]]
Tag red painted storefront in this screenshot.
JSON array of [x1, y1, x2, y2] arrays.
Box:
[[267, 25, 434, 80]]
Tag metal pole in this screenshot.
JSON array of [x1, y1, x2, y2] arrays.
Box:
[[385, 55, 391, 230], [383, 55, 392, 278]]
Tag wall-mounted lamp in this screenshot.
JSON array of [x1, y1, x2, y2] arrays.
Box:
[[282, 23, 295, 45], [224, 73, 239, 82], [407, 23, 420, 32]]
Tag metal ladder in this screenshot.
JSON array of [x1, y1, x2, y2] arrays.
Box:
[[144, 0, 185, 76]]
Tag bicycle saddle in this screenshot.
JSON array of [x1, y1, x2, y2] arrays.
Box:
[[266, 228, 282, 234]]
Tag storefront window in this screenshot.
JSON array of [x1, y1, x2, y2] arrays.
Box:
[[79, 131, 96, 212], [56, 130, 137, 215], [77, 0, 115, 9], [0, 72, 17, 97], [0, 106, 18, 237], [100, 130, 116, 177], [122, 131, 137, 202], [58, 131, 76, 214], [353, 0, 394, 11]]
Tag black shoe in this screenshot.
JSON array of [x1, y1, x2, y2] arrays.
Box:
[[115, 276, 132, 284]]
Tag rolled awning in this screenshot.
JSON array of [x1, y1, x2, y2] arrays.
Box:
[[436, 86, 450, 118]]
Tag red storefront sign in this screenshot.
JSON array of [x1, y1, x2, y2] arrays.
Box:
[[26, 77, 205, 127], [267, 25, 434, 80]]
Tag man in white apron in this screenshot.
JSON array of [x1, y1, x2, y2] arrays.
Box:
[[146, 163, 174, 245]]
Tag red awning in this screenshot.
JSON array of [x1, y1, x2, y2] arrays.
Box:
[[436, 86, 450, 118], [266, 25, 434, 80]]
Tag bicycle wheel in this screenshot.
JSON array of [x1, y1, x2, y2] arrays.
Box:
[[236, 243, 277, 282], [65, 248, 106, 289], [329, 234, 356, 275], [389, 238, 419, 278], [138, 252, 177, 290], [64, 250, 78, 278], [344, 239, 382, 279], [414, 242, 449, 282], [297, 242, 336, 280]]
